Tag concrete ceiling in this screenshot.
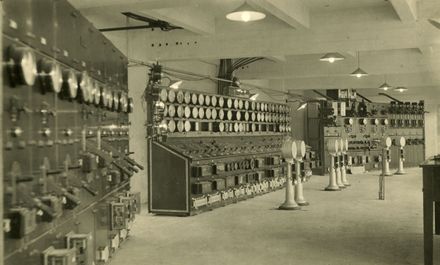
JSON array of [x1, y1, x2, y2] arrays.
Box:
[[68, 0, 440, 102]]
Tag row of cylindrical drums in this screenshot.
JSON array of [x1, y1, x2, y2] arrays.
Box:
[[163, 104, 290, 123], [159, 89, 290, 113], [162, 120, 291, 133]]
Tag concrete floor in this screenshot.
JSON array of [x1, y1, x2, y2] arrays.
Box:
[[110, 168, 439, 265]]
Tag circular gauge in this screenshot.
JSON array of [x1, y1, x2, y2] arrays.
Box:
[[105, 90, 113, 109], [360, 118, 367, 125], [244, 100, 249, 110], [227, 98, 233, 108], [256, 102, 261, 111], [244, 112, 249, 121], [205, 95, 211, 106], [211, 108, 218, 119], [327, 138, 339, 155], [184, 106, 191, 118], [219, 109, 224, 120], [163, 104, 168, 117], [345, 118, 354, 125], [78, 71, 92, 103], [168, 89, 176, 103], [239, 123, 244, 132], [191, 93, 198, 104], [112, 91, 120, 111], [120, 93, 128, 112], [62, 69, 78, 99], [338, 138, 344, 154], [251, 112, 256, 121], [177, 105, 184, 118], [286, 126, 291, 132], [275, 104, 279, 113], [344, 138, 349, 152], [8, 45, 38, 86], [168, 104, 176, 117], [127, 97, 134, 113], [198, 107, 205, 119], [92, 81, 101, 106], [373, 118, 379, 125], [211, 96, 217, 107], [176, 90, 184, 103], [281, 138, 297, 161], [383, 137, 392, 148], [399, 136, 406, 147], [184, 91, 191, 104], [227, 110, 233, 120], [251, 101, 256, 110], [239, 100, 244, 109], [168, 120, 176, 133], [100, 86, 108, 107], [296, 140, 306, 160], [382, 119, 389, 125], [198, 94, 204, 105], [191, 107, 198, 118], [158, 120, 168, 134], [159, 89, 168, 102], [257, 112, 261, 121], [218, 97, 224, 107], [39, 58, 63, 93], [184, 121, 191, 132], [251, 123, 256, 132], [205, 108, 212, 119], [234, 122, 239, 132]]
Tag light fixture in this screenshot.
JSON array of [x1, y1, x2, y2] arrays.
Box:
[[249, 93, 259, 101], [320, 52, 345, 63], [350, 51, 368, 78], [226, 2, 266, 22], [394, 86, 408, 93], [296, 102, 308, 111], [379, 75, 391, 91]]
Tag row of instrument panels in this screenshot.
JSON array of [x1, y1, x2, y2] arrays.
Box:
[[3, 1, 142, 265]]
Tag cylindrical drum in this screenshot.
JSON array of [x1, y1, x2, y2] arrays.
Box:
[[191, 106, 199, 118], [184, 91, 191, 104], [168, 104, 176, 117], [159, 89, 168, 102], [327, 138, 339, 155], [198, 107, 205, 119], [198, 94, 205, 105], [281, 138, 297, 161], [176, 90, 184, 103], [191, 93, 198, 105], [295, 140, 306, 161], [168, 89, 176, 103], [211, 108, 218, 120], [205, 95, 211, 106], [211, 96, 217, 107], [184, 106, 191, 118], [168, 120, 176, 133], [176, 105, 184, 118]]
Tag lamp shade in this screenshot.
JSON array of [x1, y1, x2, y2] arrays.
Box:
[[379, 82, 391, 91], [226, 3, 266, 22], [394, 86, 408, 92], [319, 52, 345, 63], [350, 67, 368, 78]]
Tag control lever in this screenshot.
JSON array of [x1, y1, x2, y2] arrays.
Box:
[[124, 157, 144, 170], [81, 182, 99, 196], [111, 162, 133, 177], [17, 185, 56, 218], [46, 179, 81, 207]]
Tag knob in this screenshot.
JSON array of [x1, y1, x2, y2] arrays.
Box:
[[41, 128, 51, 137], [11, 127, 23, 137], [7, 45, 38, 86], [64, 129, 73, 137]]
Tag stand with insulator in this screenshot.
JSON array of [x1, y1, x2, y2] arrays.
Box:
[[294, 140, 309, 206], [325, 138, 340, 191], [395, 136, 406, 175], [279, 138, 301, 210], [335, 138, 346, 189], [340, 138, 350, 186], [381, 137, 393, 177]]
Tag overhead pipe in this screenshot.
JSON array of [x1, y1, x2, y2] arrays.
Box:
[[378, 92, 403, 103]]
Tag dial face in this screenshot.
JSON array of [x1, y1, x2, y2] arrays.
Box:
[[168, 89, 176, 103], [205, 95, 211, 106], [184, 91, 191, 104], [93, 81, 101, 105], [211, 96, 217, 107], [176, 90, 184, 103], [191, 93, 198, 104], [168, 120, 176, 132], [281, 139, 297, 160], [399, 137, 406, 147], [9, 45, 38, 86], [78, 72, 91, 103], [191, 107, 198, 118], [219, 109, 224, 120], [234, 99, 239, 109], [218, 97, 224, 107], [120, 93, 128, 112], [184, 106, 191, 118], [327, 138, 339, 154], [297, 140, 306, 158], [62, 69, 78, 99], [39, 59, 63, 93], [112, 91, 120, 111], [205, 108, 212, 119], [211, 108, 217, 119], [168, 104, 176, 117], [227, 110, 232, 120], [198, 94, 204, 105], [184, 121, 191, 132], [106, 90, 113, 109], [159, 89, 168, 102], [227, 98, 233, 108], [384, 137, 392, 147], [198, 107, 205, 119], [100, 86, 108, 107], [383, 119, 389, 125]]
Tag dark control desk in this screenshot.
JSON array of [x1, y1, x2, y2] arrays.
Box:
[[420, 158, 440, 265]]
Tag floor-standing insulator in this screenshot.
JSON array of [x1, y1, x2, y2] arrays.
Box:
[[325, 138, 340, 191], [340, 138, 350, 186], [279, 138, 301, 210], [294, 140, 309, 206], [395, 136, 407, 175], [381, 137, 393, 177]]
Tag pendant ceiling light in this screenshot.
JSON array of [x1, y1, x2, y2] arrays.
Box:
[[394, 86, 408, 93], [379, 75, 391, 91], [320, 52, 345, 63], [350, 51, 368, 78], [226, 2, 266, 22]]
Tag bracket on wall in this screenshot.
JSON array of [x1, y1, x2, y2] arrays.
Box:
[[99, 12, 183, 32]]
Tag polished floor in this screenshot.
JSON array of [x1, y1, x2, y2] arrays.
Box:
[[110, 168, 438, 265]]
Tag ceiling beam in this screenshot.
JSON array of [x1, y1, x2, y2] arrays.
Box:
[[265, 55, 286, 62], [138, 7, 215, 35], [248, 0, 310, 29], [389, 0, 418, 21]]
